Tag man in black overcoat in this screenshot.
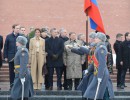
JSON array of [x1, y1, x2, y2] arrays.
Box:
[[119, 32, 130, 89], [4, 24, 21, 90], [113, 33, 123, 87], [46, 28, 64, 90]]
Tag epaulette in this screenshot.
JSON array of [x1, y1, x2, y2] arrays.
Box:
[[21, 48, 26, 56]]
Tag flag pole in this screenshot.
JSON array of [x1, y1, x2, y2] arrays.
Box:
[[86, 14, 88, 43], [86, 14, 88, 68]]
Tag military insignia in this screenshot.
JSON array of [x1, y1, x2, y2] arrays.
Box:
[[22, 53, 25, 56], [101, 50, 104, 54]]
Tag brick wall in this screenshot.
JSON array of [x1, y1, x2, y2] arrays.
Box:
[[0, 0, 130, 51]]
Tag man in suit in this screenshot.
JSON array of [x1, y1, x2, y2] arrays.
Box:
[[4, 24, 21, 90], [46, 28, 64, 90], [113, 33, 123, 87], [119, 32, 130, 89]]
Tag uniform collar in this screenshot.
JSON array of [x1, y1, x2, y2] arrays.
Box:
[[96, 42, 105, 47], [17, 46, 26, 50]]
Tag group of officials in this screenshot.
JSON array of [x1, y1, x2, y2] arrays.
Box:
[[0, 23, 129, 100]]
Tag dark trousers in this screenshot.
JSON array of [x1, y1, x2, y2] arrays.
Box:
[[82, 61, 86, 71], [67, 78, 80, 90], [9, 62, 15, 89], [61, 65, 68, 90], [48, 67, 62, 88], [117, 67, 122, 86], [121, 68, 127, 86], [44, 66, 49, 89]]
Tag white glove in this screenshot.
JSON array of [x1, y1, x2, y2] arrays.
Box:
[[21, 78, 25, 85], [65, 45, 73, 49], [82, 45, 90, 49], [83, 69, 88, 76], [98, 78, 102, 83]]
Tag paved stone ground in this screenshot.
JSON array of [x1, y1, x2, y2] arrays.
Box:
[[0, 82, 130, 91]]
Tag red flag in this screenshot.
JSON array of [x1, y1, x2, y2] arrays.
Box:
[[84, 0, 105, 33]]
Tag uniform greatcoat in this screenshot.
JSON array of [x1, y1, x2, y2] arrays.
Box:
[[83, 42, 114, 99], [11, 47, 34, 99]]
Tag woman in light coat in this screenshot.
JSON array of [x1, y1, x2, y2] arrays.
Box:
[[29, 28, 46, 90]]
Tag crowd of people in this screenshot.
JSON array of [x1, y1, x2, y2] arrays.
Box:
[[0, 24, 129, 100]]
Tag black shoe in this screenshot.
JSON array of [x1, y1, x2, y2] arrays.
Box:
[[120, 85, 124, 89], [68, 85, 72, 90], [64, 87, 68, 90], [124, 85, 127, 87], [57, 87, 62, 90], [117, 85, 120, 87], [48, 86, 53, 90]]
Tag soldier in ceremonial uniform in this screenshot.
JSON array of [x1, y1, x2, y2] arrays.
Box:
[[11, 36, 34, 100], [83, 32, 114, 100]]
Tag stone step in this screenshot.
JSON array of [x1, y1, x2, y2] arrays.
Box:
[[0, 95, 130, 100], [114, 91, 130, 96], [0, 95, 83, 100], [112, 79, 130, 82], [114, 96, 130, 100], [1, 64, 130, 83], [0, 91, 130, 96], [0, 91, 82, 96]]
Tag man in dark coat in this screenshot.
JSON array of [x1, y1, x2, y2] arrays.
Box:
[[59, 28, 69, 90], [113, 33, 123, 87], [46, 28, 64, 90], [119, 32, 130, 89], [4, 24, 21, 90], [0, 35, 3, 68]]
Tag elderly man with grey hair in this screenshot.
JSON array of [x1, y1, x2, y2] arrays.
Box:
[[78, 33, 87, 46], [11, 36, 34, 100]]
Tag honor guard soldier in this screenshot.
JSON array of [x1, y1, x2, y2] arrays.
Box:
[[11, 36, 34, 100]]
